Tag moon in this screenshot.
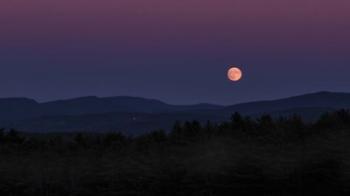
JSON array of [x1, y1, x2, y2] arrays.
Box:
[[227, 67, 243, 81]]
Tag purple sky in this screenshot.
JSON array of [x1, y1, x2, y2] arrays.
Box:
[[1, 0, 350, 104]]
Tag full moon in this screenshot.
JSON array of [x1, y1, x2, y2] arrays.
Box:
[[227, 67, 243, 81]]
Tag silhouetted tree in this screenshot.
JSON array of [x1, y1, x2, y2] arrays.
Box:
[[231, 112, 244, 130], [203, 120, 214, 138], [0, 128, 4, 143], [6, 129, 24, 144], [182, 121, 201, 139], [170, 121, 183, 141], [315, 112, 338, 131], [258, 114, 274, 130], [334, 109, 350, 127], [74, 133, 86, 147], [148, 129, 167, 144], [288, 115, 306, 138], [103, 132, 127, 147]]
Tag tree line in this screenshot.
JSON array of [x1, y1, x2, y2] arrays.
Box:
[[1, 109, 350, 149], [0, 110, 350, 195]]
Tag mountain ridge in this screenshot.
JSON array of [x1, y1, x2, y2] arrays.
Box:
[[1, 91, 350, 133]]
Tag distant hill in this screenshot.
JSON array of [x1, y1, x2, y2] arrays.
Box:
[[41, 96, 223, 115], [0, 98, 39, 121], [224, 91, 350, 115], [1, 91, 350, 133], [0, 96, 222, 121]]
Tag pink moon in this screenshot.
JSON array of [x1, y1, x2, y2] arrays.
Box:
[[227, 67, 243, 81]]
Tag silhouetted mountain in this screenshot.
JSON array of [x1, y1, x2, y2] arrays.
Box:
[[224, 91, 350, 115], [1, 91, 350, 133], [0, 98, 39, 121], [0, 96, 222, 121], [225, 92, 350, 114], [41, 96, 173, 115], [41, 96, 223, 115]]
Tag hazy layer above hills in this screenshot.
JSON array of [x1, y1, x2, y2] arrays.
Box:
[[0, 91, 349, 133]]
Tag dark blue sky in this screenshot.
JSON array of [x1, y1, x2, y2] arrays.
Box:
[[1, 0, 350, 105]]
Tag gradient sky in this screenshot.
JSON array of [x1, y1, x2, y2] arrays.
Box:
[[1, 0, 350, 105]]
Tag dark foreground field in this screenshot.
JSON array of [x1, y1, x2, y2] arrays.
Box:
[[1, 111, 350, 196]]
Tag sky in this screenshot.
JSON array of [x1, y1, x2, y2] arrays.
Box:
[[0, 0, 350, 105]]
